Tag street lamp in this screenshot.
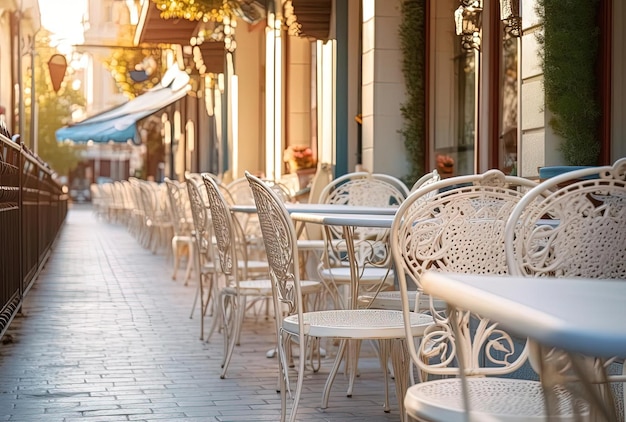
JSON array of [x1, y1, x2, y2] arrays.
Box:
[[499, 0, 522, 37]]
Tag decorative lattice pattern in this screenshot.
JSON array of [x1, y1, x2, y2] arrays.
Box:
[[407, 378, 588, 418], [509, 159, 626, 280], [393, 170, 538, 376]]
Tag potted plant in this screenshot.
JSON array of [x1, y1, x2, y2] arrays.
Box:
[[436, 154, 455, 177], [283, 145, 316, 174]]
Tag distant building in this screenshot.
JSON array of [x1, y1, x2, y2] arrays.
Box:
[[0, 0, 41, 138]]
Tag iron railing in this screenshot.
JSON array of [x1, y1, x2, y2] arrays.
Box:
[[0, 134, 67, 339]]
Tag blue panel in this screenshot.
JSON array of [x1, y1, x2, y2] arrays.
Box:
[[55, 117, 139, 144], [334, 0, 349, 178], [539, 166, 598, 180]]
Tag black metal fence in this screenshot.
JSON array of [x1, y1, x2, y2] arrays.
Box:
[[0, 134, 67, 339]]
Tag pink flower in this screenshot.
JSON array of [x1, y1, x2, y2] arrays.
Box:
[[436, 154, 454, 167]]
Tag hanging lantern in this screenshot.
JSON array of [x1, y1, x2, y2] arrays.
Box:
[[499, 0, 522, 37], [454, 0, 482, 51]]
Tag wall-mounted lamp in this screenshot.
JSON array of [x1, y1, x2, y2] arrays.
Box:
[[499, 0, 522, 37], [454, 0, 482, 51]]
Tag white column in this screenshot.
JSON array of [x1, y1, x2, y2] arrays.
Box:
[[361, 0, 408, 177]]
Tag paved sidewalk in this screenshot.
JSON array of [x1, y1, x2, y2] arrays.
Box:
[[0, 204, 401, 421]]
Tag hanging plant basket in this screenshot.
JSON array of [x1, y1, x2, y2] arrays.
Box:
[[152, 0, 236, 22]]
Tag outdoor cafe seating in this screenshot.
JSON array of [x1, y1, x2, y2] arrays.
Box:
[[247, 171, 433, 422], [391, 159, 625, 421], [504, 157, 626, 421], [90, 157, 625, 421], [316, 171, 409, 310], [202, 173, 324, 380]]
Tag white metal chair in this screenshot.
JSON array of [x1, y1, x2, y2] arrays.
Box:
[[137, 181, 173, 254], [99, 180, 126, 224], [359, 168, 442, 311], [227, 176, 292, 262], [246, 171, 432, 422], [317, 172, 408, 309], [126, 178, 147, 242], [505, 157, 626, 280], [390, 169, 588, 421], [185, 176, 219, 341], [505, 157, 626, 421], [202, 173, 275, 379], [316, 171, 410, 399], [164, 178, 195, 285]]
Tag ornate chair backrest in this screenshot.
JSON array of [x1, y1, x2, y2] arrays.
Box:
[[138, 181, 157, 223], [164, 178, 190, 236], [319, 172, 408, 207], [226, 177, 289, 242], [112, 180, 127, 210], [246, 172, 302, 318], [409, 169, 441, 193], [202, 174, 236, 278], [371, 173, 410, 198], [505, 158, 626, 279], [128, 178, 147, 220], [185, 176, 214, 267], [319, 172, 407, 242], [226, 177, 256, 205], [120, 180, 136, 210], [391, 169, 538, 378]]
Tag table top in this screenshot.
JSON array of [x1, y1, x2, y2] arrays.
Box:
[[230, 203, 398, 216], [420, 271, 626, 358], [290, 212, 395, 228]]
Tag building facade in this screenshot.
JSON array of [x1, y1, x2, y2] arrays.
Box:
[[0, 0, 40, 140], [132, 0, 624, 185]]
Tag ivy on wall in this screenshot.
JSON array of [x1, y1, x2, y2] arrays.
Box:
[[536, 0, 601, 165], [399, 0, 427, 185]]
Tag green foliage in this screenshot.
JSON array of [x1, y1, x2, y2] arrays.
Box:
[[399, 0, 427, 186], [24, 30, 86, 177], [536, 0, 601, 165], [102, 25, 164, 99]]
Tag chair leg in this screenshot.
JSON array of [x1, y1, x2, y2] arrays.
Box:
[[220, 293, 242, 379], [204, 280, 221, 342], [189, 244, 203, 325], [346, 339, 362, 398], [171, 238, 179, 280], [235, 296, 247, 346], [219, 293, 232, 369], [390, 339, 411, 422], [277, 331, 289, 422], [622, 362, 626, 422], [198, 272, 206, 340], [189, 283, 200, 319], [307, 336, 322, 373], [287, 332, 307, 422], [183, 242, 194, 286], [321, 339, 348, 409], [377, 339, 391, 413]]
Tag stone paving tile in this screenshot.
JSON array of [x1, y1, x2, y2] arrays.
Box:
[[0, 204, 401, 421]]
